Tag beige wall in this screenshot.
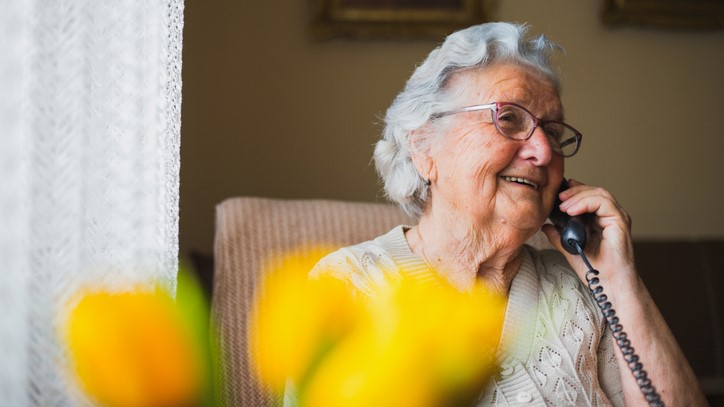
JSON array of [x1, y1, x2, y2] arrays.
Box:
[[180, 0, 724, 256]]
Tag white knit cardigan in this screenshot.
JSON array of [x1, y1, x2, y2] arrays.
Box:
[[302, 225, 624, 407]]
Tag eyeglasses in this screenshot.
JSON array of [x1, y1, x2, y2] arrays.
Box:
[[432, 101, 582, 157]]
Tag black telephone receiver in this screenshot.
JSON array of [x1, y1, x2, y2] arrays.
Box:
[[548, 178, 590, 255], [548, 178, 664, 406]]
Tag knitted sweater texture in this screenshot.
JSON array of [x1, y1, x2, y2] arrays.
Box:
[[309, 226, 624, 406]]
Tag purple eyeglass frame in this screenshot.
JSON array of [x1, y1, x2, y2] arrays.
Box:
[[432, 101, 583, 157]]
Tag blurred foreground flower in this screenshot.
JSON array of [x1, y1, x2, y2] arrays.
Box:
[[248, 247, 357, 392], [63, 265, 213, 407], [249, 248, 507, 407]]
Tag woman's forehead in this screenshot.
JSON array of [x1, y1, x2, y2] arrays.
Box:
[[450, 64, 563, 116]]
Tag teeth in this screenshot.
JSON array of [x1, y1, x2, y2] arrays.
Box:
[[502, 176, 539, 190]]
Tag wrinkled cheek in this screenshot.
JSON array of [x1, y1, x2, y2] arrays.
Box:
[[460, 139, 502, 179], [481, 135, 498, 150], [445, 153, 484, 184], [472, 163, 496, 188]]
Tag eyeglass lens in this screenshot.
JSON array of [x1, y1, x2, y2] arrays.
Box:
[[493, 104, 579, 157]]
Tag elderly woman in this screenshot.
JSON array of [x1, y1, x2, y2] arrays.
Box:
[[301, 22, 705, 406]]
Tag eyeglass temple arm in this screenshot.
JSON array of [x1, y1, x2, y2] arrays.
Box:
[[559, 135, 580, 148], [431, 103, 497, 119]]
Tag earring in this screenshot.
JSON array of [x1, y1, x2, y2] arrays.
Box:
[[424, 178, 431, 186]]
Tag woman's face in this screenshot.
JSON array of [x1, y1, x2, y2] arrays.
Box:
[[425, 63, 565, 233]]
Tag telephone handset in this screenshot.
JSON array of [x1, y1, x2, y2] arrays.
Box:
[[548, 178, 590, 255], [549, 179, 664, 407]]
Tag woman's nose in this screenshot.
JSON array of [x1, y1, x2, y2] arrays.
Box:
[[519, 126, 554, 166]]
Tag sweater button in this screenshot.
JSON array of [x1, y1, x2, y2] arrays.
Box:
[[516, 392, 533, 403], [500, 365, 515, 377]]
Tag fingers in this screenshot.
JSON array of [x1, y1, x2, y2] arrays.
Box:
[[556, 179, 632, 232], [558, 181, 621, 215], [546, 180, 637, 281]]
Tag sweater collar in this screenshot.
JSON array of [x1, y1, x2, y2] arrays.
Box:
[[380, 225, 540, 361], [375, 225, 443, 285]]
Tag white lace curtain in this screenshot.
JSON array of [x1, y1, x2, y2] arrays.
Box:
[[0, 0, 184, 405]]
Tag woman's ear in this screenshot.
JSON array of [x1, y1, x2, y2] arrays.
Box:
[[408, 128, 437, 184]]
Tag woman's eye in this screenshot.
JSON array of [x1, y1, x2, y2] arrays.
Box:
[[498, 113, 512, 122], [544, 126, 562, 141], [497, 111, 522, 126], [498, 112, 516, 122]]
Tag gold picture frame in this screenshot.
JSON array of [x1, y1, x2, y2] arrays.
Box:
[[311, 0, 487, 40], [602, 0, 724, 29]]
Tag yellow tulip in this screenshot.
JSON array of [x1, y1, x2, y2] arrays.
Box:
[[301, 284, 433, 407], [248, 247, 361, 391], [303, 280, 505, 407], [249, 248, 507, 407], [64, 284, 205, 407]]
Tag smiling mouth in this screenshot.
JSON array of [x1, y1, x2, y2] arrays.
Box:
[[501, 175, 540, 191]]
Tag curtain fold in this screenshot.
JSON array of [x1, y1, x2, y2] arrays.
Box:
[[0, 0, 184, 405]]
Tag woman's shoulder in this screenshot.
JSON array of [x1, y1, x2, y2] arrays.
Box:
[[309, 226, 407, 296]]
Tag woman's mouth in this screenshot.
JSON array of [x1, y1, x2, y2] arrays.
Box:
[[500, 175, 540, 191]]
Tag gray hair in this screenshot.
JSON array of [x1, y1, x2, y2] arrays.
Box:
[[373, 22, 564, 218]]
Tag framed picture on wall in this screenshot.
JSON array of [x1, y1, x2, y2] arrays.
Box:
[[602, 0, 724, 29], [311, 0, 487, 40]]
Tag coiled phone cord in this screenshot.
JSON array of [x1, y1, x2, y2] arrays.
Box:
[[573, 242, 665, 407]]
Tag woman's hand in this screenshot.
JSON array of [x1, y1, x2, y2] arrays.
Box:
[[541, 179, 638, 290], [542, 179, 708, 406]]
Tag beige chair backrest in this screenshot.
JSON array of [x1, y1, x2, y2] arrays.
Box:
[[211, 196, 553, 406]]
